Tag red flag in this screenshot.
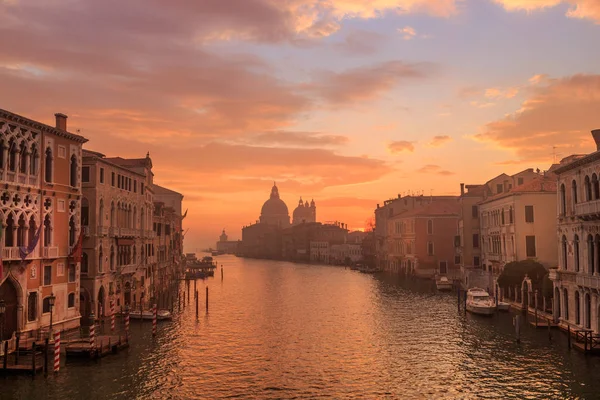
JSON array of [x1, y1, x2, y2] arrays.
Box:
[[69, 231, 84, 263]]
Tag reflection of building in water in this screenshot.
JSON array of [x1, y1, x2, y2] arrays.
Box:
[[292, 198, 316, 226], [216, 229, 240, 254]]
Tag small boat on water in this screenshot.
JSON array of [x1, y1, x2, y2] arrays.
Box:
[[129, 309, 173, 321], [497, 301, 511, 311], [435, 276, 453, 291], [466, 288, 496, 316]]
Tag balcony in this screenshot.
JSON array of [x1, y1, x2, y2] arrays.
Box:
[[42, 246, 59, 259], [109, 227, 120, 237], [97, 226, 109, 236], [550, 269, 576, 283], [576, 274, 600, 290], [575, 200, 600, 220]]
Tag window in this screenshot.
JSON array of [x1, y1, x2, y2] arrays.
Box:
[[574, 235, 580, 272], [518, 177, 524, 185], [44, 147, 53, 183], [454, 255, 461, 265], [58, 145, 66, 158], [117, 174, 121, 189], [501, 209, 505, 225], [496, 184, 503, 194], [141, 183, 144, 194], [525, 205, 534, 223], [111, 172, 115, 186], [526, 235, 536, 257], [81, 252, 89, 274], [43, 265, 52, 286], [70, 154, 78, 187], [427, 241, 434, 256], [572, 180, 578, 206], [439, 261, 448, 274], [509, 207, 513, 224], [68, 263, 76, 282], [427, 220, 433, 235], [473, 234, 479, 248], [68, 293, 75, 308], [472, 205, 478, 218], [100, 167, 105, 184], [43, 297, 51, 314], [82, 166, 90, 183], [560, 184, 566, 216], [473, 256, 480, 267], [134, 180, 137, 193], [28, 292, 38, 322]]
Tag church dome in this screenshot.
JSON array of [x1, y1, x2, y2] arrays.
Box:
[[260, 183, 290, 226]]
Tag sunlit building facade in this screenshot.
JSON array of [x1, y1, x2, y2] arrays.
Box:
[[0, 109, 87, 340]]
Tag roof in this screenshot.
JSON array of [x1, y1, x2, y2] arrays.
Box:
[[397, 200, 460, 218], [154, 184, 184, 198], [1, 108, 88, 144], [83, 149, 146, 177], [105, 155, 152, 170], [554, 152, 600, 175], [480, 174, 557, 204]]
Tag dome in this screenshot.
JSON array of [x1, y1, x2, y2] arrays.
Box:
[[259, 183, 290, 227]]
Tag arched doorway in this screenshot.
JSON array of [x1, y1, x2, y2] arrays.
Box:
[[97, 286, 105, 317], [0, 278, 19, 340]]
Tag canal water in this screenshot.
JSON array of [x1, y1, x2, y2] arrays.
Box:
[[2, 255, 600, 399]]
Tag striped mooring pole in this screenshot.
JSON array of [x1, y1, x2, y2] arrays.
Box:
[[110, 300, 115, 332], [53, 331, 60, 373], [125, 309, 130, 341], [152, 303, 157, 337], [90, 321, 96, 353]]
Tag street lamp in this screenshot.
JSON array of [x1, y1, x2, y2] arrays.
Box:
[[48, 293, 56, 332], [0, 300, 5, 341]]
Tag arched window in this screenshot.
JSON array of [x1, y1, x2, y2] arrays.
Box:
[[141, 207, 145, 231], [427, 219, 433, 235], [98, 199, 104, 227], [585, 176, 592, 201], [81, 252, 89, 274], [575, 291, 581, 325], [98, 245, 103, 273], [560, 184, 566, 215], [509, 207, 513, 224], [27, 292, 38, 322], [594, 174, 600, 200], [572, 180, 578, 207], [30, 144, 39, 175], [19, 142, 28, 173], [70, 154, 77, 187], [588, 235, 595, 274], [8, 139, 17, 172], [0, 139, 5, 169], [45, 147, 53, 183], [68, 293, 75, 308], [133, 245, 137, 264], [563, 288, 569, 321], [28, 215, 37, 248], [110, 245, 115, 270], [562, 235, 568, 270], [574, 235, 580, 272], [43, 214, 52, 247], [17, 214, 26, 247], [68, 216, 76, 247], [595, 234, 600, 275], [133, 207, 137, 230], [110, 202, 115, 227]]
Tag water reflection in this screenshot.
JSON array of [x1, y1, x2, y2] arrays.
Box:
[[2, 256, 600, 399]]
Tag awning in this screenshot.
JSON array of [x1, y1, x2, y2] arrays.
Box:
[[117, 238, 135, 246]]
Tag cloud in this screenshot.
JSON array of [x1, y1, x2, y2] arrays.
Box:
[[305, 60, 435, 105], [399, 26, 417, 40], [388, 140, 415, 153], [484, 87, 519, 99], [529, 74, 549, 85], [249, 131, 350, 146], [429, 135, 452, 147], [417, 164, 455, 175], [334, 29, 386, 55], [470, 101, 496, 108], [474, 74, 600, 161], [493, 0, 600, 23]]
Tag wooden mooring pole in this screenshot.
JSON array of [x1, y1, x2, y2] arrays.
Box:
[[568, 325, 571, 349], [515, 315, 521, 344], [206, 286, 209, 312], [44, 337, 49, 376], [195, 290, 199, 319]]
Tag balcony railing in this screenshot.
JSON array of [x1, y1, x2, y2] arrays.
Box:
[[109, 227, 119, 237], [42, 246, 59, 259], [575, 200, 600, 219], [97, 226, 109, 236], [550, 269, 577, 283], [576, 274, 600, 290]]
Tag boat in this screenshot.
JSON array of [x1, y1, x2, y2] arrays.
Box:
[[129, 309, 173, 321], [466, 288, 496, 316], [435, 276, 453, 291], [497, 301, 511, 312]]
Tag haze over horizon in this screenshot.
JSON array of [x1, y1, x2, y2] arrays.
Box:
[[2, 0, 599, 249]]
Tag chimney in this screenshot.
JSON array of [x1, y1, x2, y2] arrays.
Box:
[[460, 183, 465, 196], [593, 129, 600, 151], [55, 113, 68, 130]]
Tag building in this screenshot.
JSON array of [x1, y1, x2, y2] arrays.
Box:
[[393, 200, 460, 278], [551, 130, 600, 333], [240, 222, 281, 259], [458, 168, 542, 289], [79, 150, 154, 321], [216, 229, 239, 254], [260, 183, 290, 228], [154, 184, 184, 288], [0, 110, 87, 341], [310, 241, 329, 264], [330, 243, 362, 265], [152, 200, 182, 308], [292, 198, 316, 225]]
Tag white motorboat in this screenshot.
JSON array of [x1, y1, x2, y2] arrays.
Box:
[[466, 288, 496, 316], [435, 276, 453, 291], [129, 309, 173, 321], [497, 301, 511, 312]]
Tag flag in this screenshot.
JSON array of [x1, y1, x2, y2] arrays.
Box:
[[69, 230, 84, 263], [19, 224, 43, 261], [182, 209, 188, 220]]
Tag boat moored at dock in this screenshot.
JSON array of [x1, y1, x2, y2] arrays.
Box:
[[435, 276, 453, 291], [466, 288, 496, 316]]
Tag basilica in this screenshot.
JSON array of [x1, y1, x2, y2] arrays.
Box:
[[258, 183, 316, 227]]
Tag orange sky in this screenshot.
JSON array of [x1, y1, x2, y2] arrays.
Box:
[[2, 0, 600, 248]]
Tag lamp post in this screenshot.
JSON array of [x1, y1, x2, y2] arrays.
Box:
[[48, 293, 56, 333], [0, 300, 6, 341]]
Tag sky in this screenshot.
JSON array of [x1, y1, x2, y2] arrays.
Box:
[[1, 0, 600, 249]]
